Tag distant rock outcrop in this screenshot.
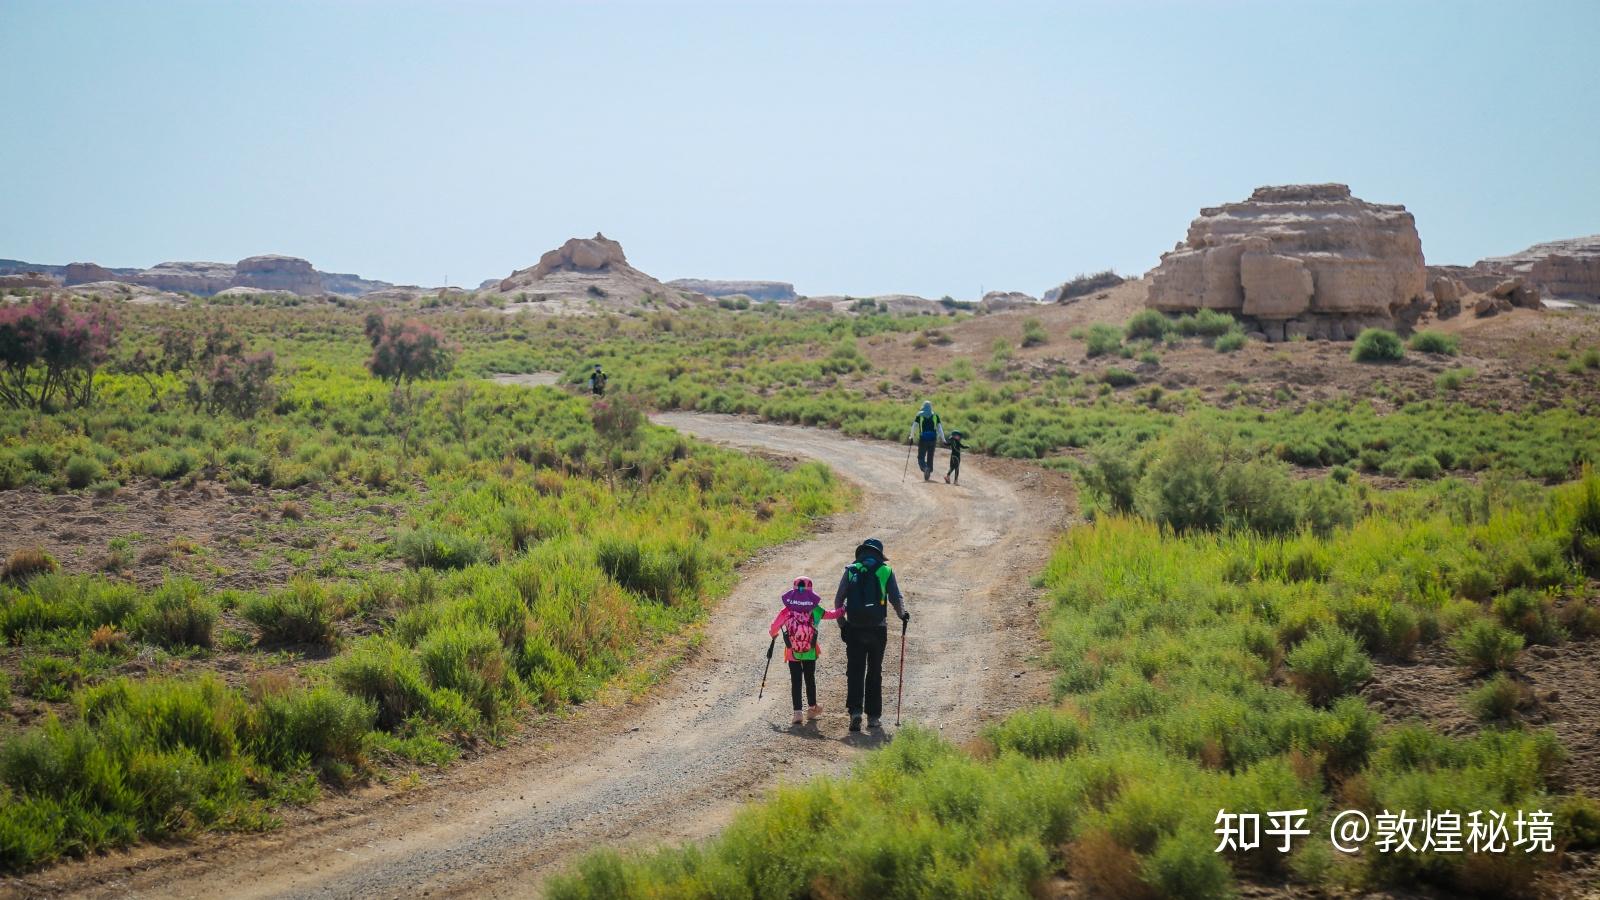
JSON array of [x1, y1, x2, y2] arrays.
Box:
[[0, 272, 58, 290], [27, 255, 394, 297], [486, 234, 706, 312], [667, 279, 797, 302], [793, 294, 946, 315], [1473, 235, 1600, 302], [979, 291, 1038, 313], [1146, 184, 1427, 341], [1044, 271, 1125, 304]]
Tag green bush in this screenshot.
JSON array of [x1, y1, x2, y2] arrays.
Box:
[[1020, 318, 1048, 348], [1287, 626, 1373, 705], [1351, 328, 1405, 362], [241, 580, 342, 647], [1557, 794, 1600, 849], [1084, 324, 1122, 358], [1123, 310, 1172, 341], [417, 623, 522, 731], [397, 527, 489, 570], [1213, 331, 1246, 353], [63, 454, 105, 490], [985, 707, 1084, 758], [1451, 618, 1523, 673], [1490, 588, 1565, 645], [1465, 673, 1525, 723], [132, 579, 217, 649], [1399, 453, 1442, 479], [1100, 367, 1137, 388], [250, 685, 374, 775], [1408, 330, 1459, 355], [329, 638, 435, 731], [1174, 309, 1236, 338]]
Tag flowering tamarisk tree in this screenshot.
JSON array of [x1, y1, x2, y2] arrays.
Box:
[[0, 295, 120, 411]]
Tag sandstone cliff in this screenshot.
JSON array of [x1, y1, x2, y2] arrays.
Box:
[[1146, 184, 1427, 340], [487, 234, 707, 312], [1475, 235, 1600, 302], [666, 279, 798, 302]]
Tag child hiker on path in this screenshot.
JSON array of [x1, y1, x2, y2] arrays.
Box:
[[944, 430, 965, 484], [770, 577, 842, 725]]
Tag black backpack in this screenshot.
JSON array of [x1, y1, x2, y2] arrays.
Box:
[[915, 412, 940, 442], [842, 558, 889, 627]]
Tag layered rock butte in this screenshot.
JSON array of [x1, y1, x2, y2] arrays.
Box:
[[487, 233, 707, 312], [666, 279, 797, 302], [1147, 184, 1428, 341], [5, 255, 393, 298], [1472, 235, 1600, 302]]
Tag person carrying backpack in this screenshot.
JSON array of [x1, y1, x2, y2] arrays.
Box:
[[833, 537, 908, 731], [768, 576, 842, 725], [589, 364, 608, 397], [944, 430, 965, 484], [908, 401, 944, 482]]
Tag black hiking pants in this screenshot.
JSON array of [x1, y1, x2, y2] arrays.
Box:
[[947, 453, 961, 481], [843, 625, 888, 718], [788, 659, 817, 710], [917, 438, 936, 475]]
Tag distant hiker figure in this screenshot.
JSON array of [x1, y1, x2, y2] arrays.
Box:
[[769, 576, 842, 725], [589, 364, 608, 397], [909, 401, 944, 482], [944, 430, 965, 484], [835, 538, 908, 731]]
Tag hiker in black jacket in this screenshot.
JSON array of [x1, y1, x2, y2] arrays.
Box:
[[944, 430, 965, 484], [834, 537, 909, 731]]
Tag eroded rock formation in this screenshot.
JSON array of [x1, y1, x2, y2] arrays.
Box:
[[979, 291, 1038, 313], [1146, 184, 1427, 340], [666, 279, 798, 302], [488, 234, 707, 312], [1475, 235, 1600, 302], [48, 255, 392, 297]]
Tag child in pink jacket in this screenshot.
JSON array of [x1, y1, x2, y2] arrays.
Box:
[[770, 577, 842, 725]]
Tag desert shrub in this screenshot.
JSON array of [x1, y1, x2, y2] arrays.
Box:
[[1084, 324, 1122, 358], [1287, 627, 1373, 705], [0, 296, 119, 410], [1350, 328, 1405, 362], [1054, 269, 1124, 301], [985, 707, 1084, 758], [1465, 673, 1527, 723], [330, 638, 438, 731], [1490, 588, 1564, 645], [1020, 318, 1048, 347], [1435, 367, 1475, 391], [1123, 309, 1172, 341], [241, 579, 342, 647], [1557, 794, 1600, 849], [1398, 453, 1442, 479], [1133, 425, 1298, 535], [1408, 330, 1459, 355], [131, 579, 217, 649], [417, 623, 521, 731], [365, 314, 456, 384], [1450, 617, 1523, 673], [63, 454, 105, 489], [1173, 308, 1236, 338], [1100, 367, 1137, 387], [397, 527, 488, 570], [250, 684, 374, 775], [2, 547, 59, 582], [1080, 448, 1140, 516], [1213, 331, 1246, 353]]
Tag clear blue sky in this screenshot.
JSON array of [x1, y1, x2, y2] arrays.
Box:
[[3, 0, 1596, 298]]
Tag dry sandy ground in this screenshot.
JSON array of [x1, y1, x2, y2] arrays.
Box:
[[8, 414, 1064, 900]]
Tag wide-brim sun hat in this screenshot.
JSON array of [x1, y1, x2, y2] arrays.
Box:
[[854, 537, 885, 560]]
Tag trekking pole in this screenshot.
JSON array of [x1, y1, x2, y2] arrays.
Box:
[[757, 633, 777, 700], [901, 439, 913, 482], [894, 616, 907, 726]]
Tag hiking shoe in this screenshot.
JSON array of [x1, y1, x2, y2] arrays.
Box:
[[791, 710, 804, 725], [849, 716, 862, 732], [943, 473, 950, 483], [868, 716, 882, 729], [807, 704, 823, 721]]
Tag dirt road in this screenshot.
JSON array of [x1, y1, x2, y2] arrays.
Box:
[[17, 414, 1065, 900]]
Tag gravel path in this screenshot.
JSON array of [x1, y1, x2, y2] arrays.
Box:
[[14, 414, 1063, 900]]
